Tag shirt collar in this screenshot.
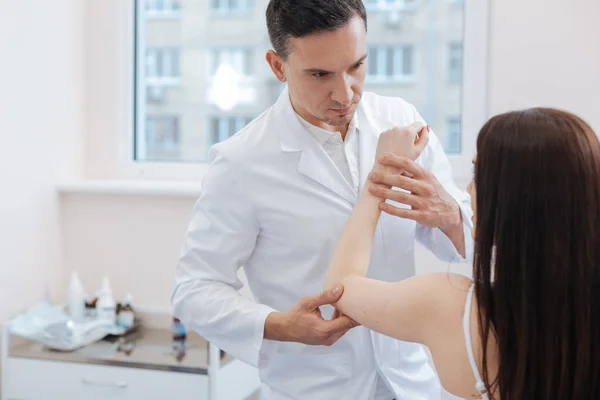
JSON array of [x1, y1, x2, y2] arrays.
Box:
[[296, 112, 359, 146]]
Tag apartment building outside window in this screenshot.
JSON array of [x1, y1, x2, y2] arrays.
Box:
[[367, 46, 414, 83]]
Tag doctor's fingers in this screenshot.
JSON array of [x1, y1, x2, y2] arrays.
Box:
[[369, 173, 433, 197], [368, 184, 424, 209], [377, 154, 427, 180], [323, 314, 360, 335]]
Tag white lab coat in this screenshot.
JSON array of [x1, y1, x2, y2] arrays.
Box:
[[172, 87, 474, 400]]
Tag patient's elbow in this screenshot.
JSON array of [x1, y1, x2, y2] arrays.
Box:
[[323, 274, 344, 293]]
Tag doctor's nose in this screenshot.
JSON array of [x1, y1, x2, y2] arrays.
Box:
[[330, 76, 354, 106]]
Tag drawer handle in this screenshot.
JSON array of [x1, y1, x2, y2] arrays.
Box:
[[81, 378, 128, 389]]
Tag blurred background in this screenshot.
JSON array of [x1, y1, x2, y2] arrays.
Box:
[[0, 0, 598, 399]]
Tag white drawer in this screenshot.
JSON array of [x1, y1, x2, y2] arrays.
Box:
[[5, 358, 209, 400]]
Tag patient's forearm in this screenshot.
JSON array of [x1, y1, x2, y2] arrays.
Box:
[[324, 166, 390, 290]]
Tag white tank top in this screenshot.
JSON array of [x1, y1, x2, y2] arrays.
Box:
[[443, 285, 489, 400]]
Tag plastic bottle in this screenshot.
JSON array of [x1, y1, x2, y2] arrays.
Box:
[[95, 277, 116, 325], [117, 293, 135, 329], [68, 271, 85, 321], [172, 317, 187, 361]]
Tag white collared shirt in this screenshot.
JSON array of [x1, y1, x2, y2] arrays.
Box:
[[297, 114, 360, 194]]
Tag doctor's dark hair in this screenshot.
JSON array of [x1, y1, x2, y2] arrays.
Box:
[[266, 0, 367, 60], [472, 108, 600, 399]]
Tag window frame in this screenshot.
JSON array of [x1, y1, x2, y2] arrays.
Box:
[[209, 0, 254, 15], [448, 42, 463, 85], [445, 116, 462, 155], [144, 0, 182, 19], [107, 0, 489, 181], [366, 45, 416, 84]]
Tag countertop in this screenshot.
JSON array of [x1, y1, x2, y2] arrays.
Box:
[[8, 326, 231, 374]]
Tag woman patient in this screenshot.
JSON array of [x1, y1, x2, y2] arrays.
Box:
[[324, 108, 600, 399]]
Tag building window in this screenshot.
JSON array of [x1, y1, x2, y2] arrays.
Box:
[[145, 116, 180, 158], [367, 46, 414, 82], [210, 48, 253, 77], [209, 116, 252, 145], [144, 0, 181, 14], [210, 0, 254, 13], [364, 0, 418, 11], [448, 42, 463, 84], [145, 47, 180, 79], [444, 117, 462, 154]]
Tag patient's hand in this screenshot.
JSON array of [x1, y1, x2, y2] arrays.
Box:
[[375, 122, 429, 163]]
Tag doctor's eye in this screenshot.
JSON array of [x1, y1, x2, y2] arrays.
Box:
[[312, 72, 330, 79], [350, 62, 364, 71]]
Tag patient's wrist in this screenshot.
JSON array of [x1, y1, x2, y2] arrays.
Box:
[[371, 163, 397, 175]]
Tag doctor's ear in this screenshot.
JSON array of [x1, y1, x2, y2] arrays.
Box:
[[266, 50, 287, 82]]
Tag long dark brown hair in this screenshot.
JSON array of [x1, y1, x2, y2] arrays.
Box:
[[473, 108, 600, 399]]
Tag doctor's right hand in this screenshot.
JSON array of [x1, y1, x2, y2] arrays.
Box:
[[264, 286, 359, 346]]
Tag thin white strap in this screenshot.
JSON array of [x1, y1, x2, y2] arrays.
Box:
[[463, 285, 489, 399]]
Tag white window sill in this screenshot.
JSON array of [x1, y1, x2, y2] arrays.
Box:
[[55, 180, 201, 198]]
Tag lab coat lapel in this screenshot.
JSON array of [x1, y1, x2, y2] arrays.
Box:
[[276, 87, 357, 205]]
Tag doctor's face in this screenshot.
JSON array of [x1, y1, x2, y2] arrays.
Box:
[[273, 16, 367, 130]]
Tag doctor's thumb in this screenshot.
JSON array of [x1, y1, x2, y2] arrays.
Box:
[[302, 286, 345, 310], [321, 286, 344, 304]]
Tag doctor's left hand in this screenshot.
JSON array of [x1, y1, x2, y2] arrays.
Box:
[[367, 154, 462, 231]]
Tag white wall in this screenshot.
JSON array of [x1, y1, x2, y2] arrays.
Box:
[[488, 0, 600, 131], [0, 0, 83, 322], [56, 0, 600, 310]]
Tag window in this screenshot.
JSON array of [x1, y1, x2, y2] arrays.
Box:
[[364, 0, 418, 11], [448, 42, 463, 84], [127, 0, 489, 179], [210, 0, 254, 13], [209, 116, 253, 146], [145, 0, 181, 15], [367, 46, 414, 82], [143, 116, 180, 160], [210, 48, 253, 78], [444, 118, 462, 154], [145, 47, 180, 79]]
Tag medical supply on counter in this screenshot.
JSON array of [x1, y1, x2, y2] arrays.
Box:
[[172, 318, 187, 362], [7, 301, 113, 351], [96, 277, 116, 325], [85, 296, 98, 318], [67, 271, 85, 321], [38, 319, 113, 351], [117, 293, 135, 329]]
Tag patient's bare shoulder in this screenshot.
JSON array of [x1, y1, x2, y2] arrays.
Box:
[[411, 272, 472, 299], [429, 272, 472, 310], [411, 273, 473, 339]]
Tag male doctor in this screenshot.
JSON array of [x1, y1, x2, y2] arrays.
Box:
[[172, 0, 473, 399]]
